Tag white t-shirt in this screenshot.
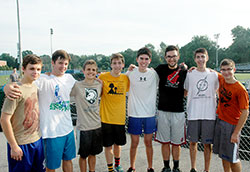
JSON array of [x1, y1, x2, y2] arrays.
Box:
[[127, 68, 159, 118], [184, 69, 219, 120], [36, 74, 76, 138]]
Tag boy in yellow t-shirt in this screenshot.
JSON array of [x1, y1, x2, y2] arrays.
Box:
[[99, 53, 129, 172]]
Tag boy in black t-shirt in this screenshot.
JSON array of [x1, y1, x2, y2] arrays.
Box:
[[154, 45, 187, 172]]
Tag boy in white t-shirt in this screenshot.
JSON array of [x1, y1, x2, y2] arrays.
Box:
[[184, 48, 219, 172], [126, 47, 159, 172], [4, 50, 76, 172]]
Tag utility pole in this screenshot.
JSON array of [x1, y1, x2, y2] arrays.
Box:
[[214, 33, 220, 70], [16, 0, 22, 77], [50, 28, 53, 57]]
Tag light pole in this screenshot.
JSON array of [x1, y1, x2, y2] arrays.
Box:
[[50, 28, 53, 57], [16, 0, 22, 77], [214, 33, 220, 70]]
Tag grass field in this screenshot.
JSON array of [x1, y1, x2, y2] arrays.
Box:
[[235, 73, 250, 81], [0, 75, 9, 86]]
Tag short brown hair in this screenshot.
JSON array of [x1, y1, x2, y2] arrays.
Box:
[[52, 50, 71, 63], [220, 59, 235, 68], [82, 59, 98, 71], [194, 48, 208, 58], [137, 47, 152, 58], [110, 53, 125, 64], [22, 54, 43, 69]]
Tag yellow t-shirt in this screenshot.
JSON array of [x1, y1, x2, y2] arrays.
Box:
[[99, 72, 129, 125]]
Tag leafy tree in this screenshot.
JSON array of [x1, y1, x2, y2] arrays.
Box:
[[22, 50, 33, 58], [0, 53, 17, 68], [180, 36, 217, 68], [40, 55, 51, 72], [226, 25, 250, 63]]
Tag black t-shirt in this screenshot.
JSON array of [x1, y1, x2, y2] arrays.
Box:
[[155, 64, 187, 112]]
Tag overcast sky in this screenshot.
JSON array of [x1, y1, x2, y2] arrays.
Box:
[[1, 0, 250, 57]]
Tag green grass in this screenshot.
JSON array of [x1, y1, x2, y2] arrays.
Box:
[[235, 73, 250, 81], [0, 75, 9, 86]]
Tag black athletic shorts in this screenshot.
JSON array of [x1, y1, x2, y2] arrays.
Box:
[[101, 123, 126, 147], [77, 127, 103, 158]]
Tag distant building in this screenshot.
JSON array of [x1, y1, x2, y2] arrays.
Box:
[[0, 60, 7, 66]]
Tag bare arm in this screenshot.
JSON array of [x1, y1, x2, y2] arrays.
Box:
[[3, 83, 22, 100], [231, 109, 249, 143], [0, 112, 23, 161]]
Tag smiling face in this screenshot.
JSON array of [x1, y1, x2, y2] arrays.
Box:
[[22, 63, 42, 82], [51, 58, 69, 76], [110, 58, 124, 75], [83, 64, 97, 80], [165, 50, 179, 69], [194, 52, 209, 70], [220, 65, 236, 81], [136, 54, 151, 72]]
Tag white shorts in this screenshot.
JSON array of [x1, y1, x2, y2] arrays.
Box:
[[155, 110, 186, 145]]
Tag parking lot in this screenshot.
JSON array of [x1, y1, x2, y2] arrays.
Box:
[[0, 131, 250, 172]]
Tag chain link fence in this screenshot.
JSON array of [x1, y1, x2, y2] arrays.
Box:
[[0, 79, 249, 161]]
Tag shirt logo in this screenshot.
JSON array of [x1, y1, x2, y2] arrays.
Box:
[[85, 88, 98, 104], [50, 84, 70, 111], [219, 85, 232, 107], [108, 83, 123, 95], [165, 69, 180, 88], [139, 77, 147, 82], [196, 76, 208, 95]]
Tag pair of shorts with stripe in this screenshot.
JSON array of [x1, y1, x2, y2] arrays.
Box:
[[213, 118, 240, 163], [8, 137, 45, 172], [187, 120, 215, 144], [43, 130, 76, 170], [101, 123, 126, 147], [127, 116, 157, 135], [76, 127, 103, 159], [155, 110, 186, 145]]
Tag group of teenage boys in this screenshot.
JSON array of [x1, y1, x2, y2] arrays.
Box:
[[0, 45, 249, 172]]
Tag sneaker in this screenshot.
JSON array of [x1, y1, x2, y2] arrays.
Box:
[[172, 168, 182, 172], [127, 167, 136, 172], [147, 168, 154, 172], [161, 167, 171, 172], [115, 165, 124, 172], [190, 169, 197, 172]]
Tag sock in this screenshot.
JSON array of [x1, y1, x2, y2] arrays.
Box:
[[115, 157, 120, 167], [108, 163, 114, 172], [173, 160, 179, 169], [164, 160, 170, 168]]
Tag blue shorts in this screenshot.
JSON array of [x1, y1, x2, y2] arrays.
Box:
[[43, 130, 76, 170], [8, 137, 45, 172], [128, 116, 157, 135]]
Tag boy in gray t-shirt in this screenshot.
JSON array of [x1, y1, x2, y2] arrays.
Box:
[[70, 59, 103, 172]]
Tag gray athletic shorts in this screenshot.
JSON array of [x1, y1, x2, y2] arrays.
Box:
[[213, 118, 240, 163], [187, 120, 215, 144], [155, 110, 186, 145]]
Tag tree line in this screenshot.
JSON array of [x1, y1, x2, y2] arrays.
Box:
[[1, 25, 250, 71]]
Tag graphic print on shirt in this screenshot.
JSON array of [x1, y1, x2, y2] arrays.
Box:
[[139, 76, 147, 82], [50, 84, 70, 111], [23, 92, 39, 134], [165, 69, 180, 88], [85, 88, 98, 104], [196, 76, 208, 95], [107, 82, 124, 95], [219, 85, 232, 107]]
